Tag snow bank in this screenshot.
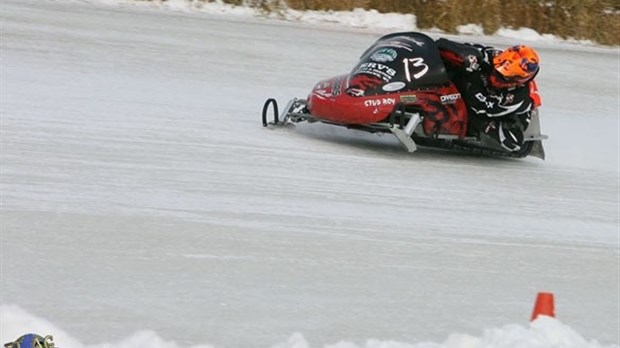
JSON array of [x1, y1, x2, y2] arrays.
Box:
[[2, 304, 616, 348], [98, 0, 601, 45]]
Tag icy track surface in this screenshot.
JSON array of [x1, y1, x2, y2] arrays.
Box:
[[1, 1, 619, 347]]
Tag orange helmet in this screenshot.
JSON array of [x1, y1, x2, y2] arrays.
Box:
[[490, 45, 539, 88]]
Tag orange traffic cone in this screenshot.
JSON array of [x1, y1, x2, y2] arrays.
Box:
[[531, 292, 555, 321]]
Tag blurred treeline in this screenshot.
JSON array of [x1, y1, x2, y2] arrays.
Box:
[[223, 0, 620, 45]]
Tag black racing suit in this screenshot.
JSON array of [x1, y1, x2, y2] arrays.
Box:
[[436, 38, 533, 152]]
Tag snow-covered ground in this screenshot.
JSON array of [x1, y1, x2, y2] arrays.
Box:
[[1, 1, 618, 347]]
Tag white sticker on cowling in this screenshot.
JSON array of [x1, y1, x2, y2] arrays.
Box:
[[382, 81, 406, 92], [364, 98, 396, 107]]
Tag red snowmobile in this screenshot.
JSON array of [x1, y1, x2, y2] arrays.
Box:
[[261, 32, 547, 159]]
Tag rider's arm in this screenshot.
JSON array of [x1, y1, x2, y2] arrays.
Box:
[[436, 38, 484, 72]]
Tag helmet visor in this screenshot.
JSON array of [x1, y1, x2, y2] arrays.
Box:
[[490, 67, 537, 88]]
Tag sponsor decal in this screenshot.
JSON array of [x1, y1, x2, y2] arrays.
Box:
[[382, 81, 406, 92], [354, 62, 397, 82], [404, 37, 425, 47], [399, 94, 417, 103], [440, 93, 461, 104], [370, 48, 397, 62], [466, 55, 479, 72], [332, 77, 343, 96], [364, 98, 396, 107], [346, 88, 365, 97], [313, 89, 332, 99], [505, 93, 514, 104], [378, 40, 413, 52]]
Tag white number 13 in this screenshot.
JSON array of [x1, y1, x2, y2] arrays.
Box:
[[403, 57, 429, 81]]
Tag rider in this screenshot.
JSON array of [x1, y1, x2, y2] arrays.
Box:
[[435, 38, 540, 152]]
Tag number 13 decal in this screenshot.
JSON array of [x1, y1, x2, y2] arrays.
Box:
[[403, 58, 429, 81]]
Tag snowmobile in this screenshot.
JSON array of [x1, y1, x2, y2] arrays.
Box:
[[261, 32, 547, 159]]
